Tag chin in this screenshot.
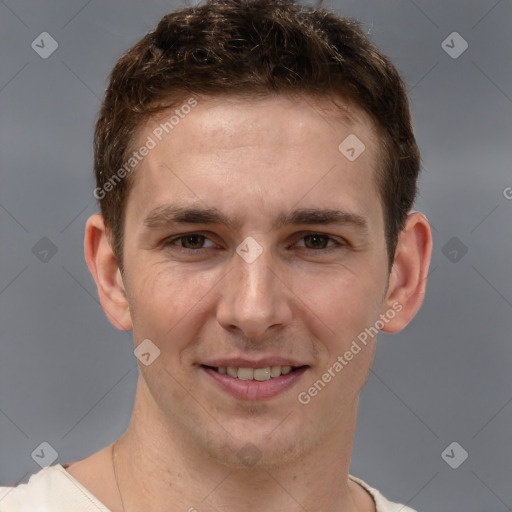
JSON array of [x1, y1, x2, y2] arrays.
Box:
[[207, 431, 312, 470]]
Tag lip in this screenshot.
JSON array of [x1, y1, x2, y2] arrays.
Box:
[[201, 365, 309, 400]]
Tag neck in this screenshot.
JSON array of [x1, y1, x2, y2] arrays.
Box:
[[112, 378, 365, 512]]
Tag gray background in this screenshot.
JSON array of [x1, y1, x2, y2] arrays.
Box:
[[0, 0, 511, 510]]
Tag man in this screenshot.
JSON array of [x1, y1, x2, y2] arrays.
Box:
[[0, 0, 432, 510]]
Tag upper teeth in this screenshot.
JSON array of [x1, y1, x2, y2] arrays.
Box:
[[217, 366, 293, 381]]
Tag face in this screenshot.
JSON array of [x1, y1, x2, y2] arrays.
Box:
[[119, 95, 393, 467]]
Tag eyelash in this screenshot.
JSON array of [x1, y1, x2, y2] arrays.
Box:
[[163, 232, 346, 253]]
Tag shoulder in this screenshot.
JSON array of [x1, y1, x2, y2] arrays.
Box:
[[349, 475, 419, 512], [0, 465, 110, 512]]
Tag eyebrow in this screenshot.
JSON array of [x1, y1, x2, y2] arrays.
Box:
[[274, 208, 368, 233], [143, 205, 240, 230], [143, 204, 369, 234]]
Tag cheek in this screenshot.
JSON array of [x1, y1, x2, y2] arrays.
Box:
[[291, 264, 385, 340], [295, 272, 383, 413], [128, 263, 221, 347]]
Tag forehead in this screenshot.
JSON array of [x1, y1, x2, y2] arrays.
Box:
[[126, 94, 383, 230]]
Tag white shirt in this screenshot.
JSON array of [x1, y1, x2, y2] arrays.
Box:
[[0, 465, 418, 512]]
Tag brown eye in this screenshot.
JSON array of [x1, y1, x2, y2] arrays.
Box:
[[302, 234, 332, 249], [167, 234, 216, 250], [178, 234, 206, 249]]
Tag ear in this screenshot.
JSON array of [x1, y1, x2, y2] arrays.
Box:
[[84, 214, 133, 331], [380, 212, 433, 334]]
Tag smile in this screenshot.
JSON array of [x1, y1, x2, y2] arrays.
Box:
[[208, 365, 295, 381], [201, 365, 308, 400]]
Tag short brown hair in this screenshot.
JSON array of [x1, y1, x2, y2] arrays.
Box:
[[94, 0, 420, 271]]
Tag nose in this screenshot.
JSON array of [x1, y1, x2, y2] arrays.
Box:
[[216, 246, 293, 339]]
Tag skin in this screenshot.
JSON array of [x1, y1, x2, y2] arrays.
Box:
[[70, 94, 432, 512]]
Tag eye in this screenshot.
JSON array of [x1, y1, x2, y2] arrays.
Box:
[[295, 233, 341, 250], [165, 233, 216, 250]]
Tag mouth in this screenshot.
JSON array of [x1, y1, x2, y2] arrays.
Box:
[[202, 364, 304, 381], [200, 364, 309, 400]]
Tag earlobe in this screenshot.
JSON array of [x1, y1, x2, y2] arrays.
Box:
[[84, 214, 133, 331], [380, 212, 433, 334]]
